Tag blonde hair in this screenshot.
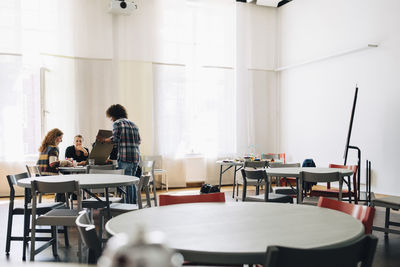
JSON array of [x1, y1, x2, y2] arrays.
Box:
[[39, 128, 63, 152]]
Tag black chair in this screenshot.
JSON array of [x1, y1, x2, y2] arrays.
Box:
[[240, 168, 293, 203], [76, 210, 102, 264], [5, 172, 65, 260], [264, 234, 378, 267]]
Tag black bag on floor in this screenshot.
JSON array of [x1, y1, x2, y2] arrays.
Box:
[[200, 184, 220, 194]]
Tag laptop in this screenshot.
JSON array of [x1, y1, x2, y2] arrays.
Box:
[[88, 130, 114, 165]]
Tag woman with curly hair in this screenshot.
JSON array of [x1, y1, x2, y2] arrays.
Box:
[[37, 128, 72, 175]]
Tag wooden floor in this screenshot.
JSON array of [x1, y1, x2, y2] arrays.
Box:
[[0, 186, 399, 266]]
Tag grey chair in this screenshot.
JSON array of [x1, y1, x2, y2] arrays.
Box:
[[142, 155, 168, 191], [5, 172, 65, 260], [264, 234, 378, 267], [86, 164, 115, 173], [98, 175, 151, 241], [76, 210, 102, 264], [371, 194, 400, 237], [240, 168, 293, 204], [30, 180, 82, 261], [298, 171, 342, 204], [269, 163, 301, 195], [140, 160, 157, 207], [236, 161, 268, 201], [82, 169, 124, 211], [26, 165, 43, 203]]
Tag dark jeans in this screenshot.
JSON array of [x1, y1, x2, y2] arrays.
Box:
[[118, 160, 138, 204]]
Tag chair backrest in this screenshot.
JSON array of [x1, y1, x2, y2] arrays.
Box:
[[242, 168, 267, 181], [141, 155, 163, 170], [86, 164, 115, 173], [264, 234, 378, 267], [140, 160, 155, 173], [244, 161, 268, 169], [88, 169, 125, 175], [6, 172, 29, 199], [31, 180, 81, 209], [137, 174, 151, 209], [269, 162, 300, 168], [317, 197, 375, 234], [328, 164, 358, 190], [75, 210, 102, 263], [26, 165, 41, 177], [159, 192, 225, 206], [140, 160, 155, 181], [300, 171, 340, 183]]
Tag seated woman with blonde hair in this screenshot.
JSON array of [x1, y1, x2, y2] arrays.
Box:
[[37, 128, 72, 175], [65, 134, 89, 166]]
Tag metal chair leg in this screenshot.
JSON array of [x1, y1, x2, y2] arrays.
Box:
[[51, 226, 58, 257], [63, 226, 69, 247], [5, 209, 13, 254]]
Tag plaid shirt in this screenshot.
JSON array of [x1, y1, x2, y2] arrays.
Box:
[[112, 118, 141, 163]]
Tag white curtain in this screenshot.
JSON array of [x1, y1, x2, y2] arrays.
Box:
[[236, 3, 278, 157], [0, 1, 41, 161], [151, 0, 236, 186]]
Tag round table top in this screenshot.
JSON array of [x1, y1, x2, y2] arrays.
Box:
[[17, 174, 139, 189], [105, 202, 364, 265], [266, 167, 354, 177]]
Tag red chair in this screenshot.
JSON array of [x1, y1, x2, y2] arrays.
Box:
[[310, 164, 358, 203], [317, 197, 375, 234], [159, 192, 227, 266], [159, 192, 226, 206]]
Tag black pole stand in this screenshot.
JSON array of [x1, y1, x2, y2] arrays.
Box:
[[345, 146, 361, 203]]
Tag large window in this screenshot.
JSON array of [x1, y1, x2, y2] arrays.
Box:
[[0, 55, 41, 161], [153, 0, 236, 159], [0, 1, 41, 161]]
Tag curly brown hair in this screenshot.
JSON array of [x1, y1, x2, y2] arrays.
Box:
[[106, 104, 128, 121], [39, 128, 63, 152]]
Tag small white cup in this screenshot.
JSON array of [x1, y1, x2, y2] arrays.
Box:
[[88, 159, 95, 165]]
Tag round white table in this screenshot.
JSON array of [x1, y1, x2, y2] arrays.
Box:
[[105, 202, 364, 265]]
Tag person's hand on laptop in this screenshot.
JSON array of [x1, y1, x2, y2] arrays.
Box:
[[96, 135, 112, 144]]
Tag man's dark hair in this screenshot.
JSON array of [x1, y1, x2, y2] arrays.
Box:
[[106, 104, 128, 120]]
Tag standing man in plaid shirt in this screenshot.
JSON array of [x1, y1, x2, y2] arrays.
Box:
[[98, 104, 141, 204]]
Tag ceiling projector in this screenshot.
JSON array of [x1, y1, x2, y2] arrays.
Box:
[[109, 0, 137, 15]]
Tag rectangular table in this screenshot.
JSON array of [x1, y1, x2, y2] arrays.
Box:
[[216, 160, 243, 198], [265, 167, 354, 204]]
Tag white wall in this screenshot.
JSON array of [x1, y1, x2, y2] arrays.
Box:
[[278, 0, 400, 195]]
